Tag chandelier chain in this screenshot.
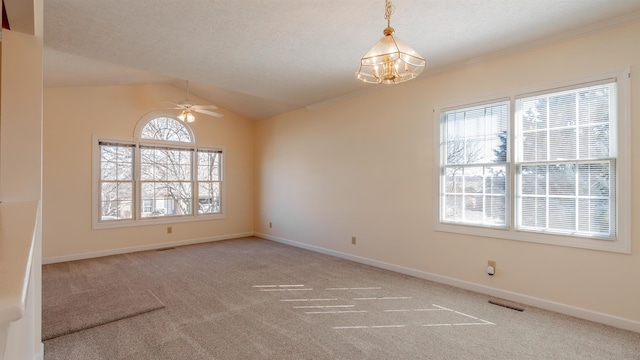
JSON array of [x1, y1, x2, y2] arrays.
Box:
[[384, 0, 395, 27]]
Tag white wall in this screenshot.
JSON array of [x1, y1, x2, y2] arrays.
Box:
[[43, 84, 254, 260], [254, 21, 640, 328]]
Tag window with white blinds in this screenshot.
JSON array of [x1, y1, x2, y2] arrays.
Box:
[[515, 80, 616, 238], [438, 70, 630, 253], [440, 101, 509, 227]]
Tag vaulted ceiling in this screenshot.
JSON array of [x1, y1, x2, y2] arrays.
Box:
[[41, 0, 640, 120]]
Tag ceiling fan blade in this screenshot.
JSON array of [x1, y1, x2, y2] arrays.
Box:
[[193, 104, 218, 110], [195, 109, 224, 118], [165, 101, 185, 109]]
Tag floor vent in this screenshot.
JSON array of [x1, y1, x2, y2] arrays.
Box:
[[489, 300, 524, 312], [156, 247, 176, 252]]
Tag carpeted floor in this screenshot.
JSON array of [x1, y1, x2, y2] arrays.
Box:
[[42, 287, 164, 341], [42, 237, 640, 359]]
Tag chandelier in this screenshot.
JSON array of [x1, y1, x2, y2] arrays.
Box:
[[355, 0, 426, 84]]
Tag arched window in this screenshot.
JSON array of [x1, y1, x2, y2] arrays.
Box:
[[140, 117, 193, 142], [94, 113, 223, 228]]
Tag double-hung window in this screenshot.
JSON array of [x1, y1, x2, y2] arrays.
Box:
[[438, 71, 630, 253], [94, 115, 223, 228], [440, 101, 510, 228], [515, 81, 616, 238]]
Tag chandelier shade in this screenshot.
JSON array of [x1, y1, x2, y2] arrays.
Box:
[[355, 0, 426, 84]]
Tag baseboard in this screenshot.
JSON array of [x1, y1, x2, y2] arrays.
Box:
[[42, 232, 254, 264], [255, 232, 640, 333], [34, 342, 43, 360]]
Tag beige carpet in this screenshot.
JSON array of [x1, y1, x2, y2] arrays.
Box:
[[42, 287, 164, 340], [42, 237, 640, 359]]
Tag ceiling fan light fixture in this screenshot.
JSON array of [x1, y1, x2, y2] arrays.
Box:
[[178, 109, 195, 123], [185, 111, 196, 123], [356, 0, 425, 85], [178, 110, 187, 121]]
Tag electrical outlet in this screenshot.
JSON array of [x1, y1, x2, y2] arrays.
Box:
[[488, 260, 496, 275], [352, 236, 356, 245], [269, 222, 272, 229], [167, 226, 172, 234]]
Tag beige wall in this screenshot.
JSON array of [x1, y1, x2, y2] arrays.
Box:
[[1, 30, 43, 202], [1, 27, 44, 360], [43, 84, 254, 259], [254, 21, 640, 323]]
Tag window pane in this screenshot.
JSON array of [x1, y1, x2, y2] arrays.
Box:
[[140, 148, 192, 181], [549, 128, 576, 160], [198, 182, 221, 214], [521, 165, 546, 195], [464, 167, 483, 194], [520, 196, 546, 228], [100, 144, 133, 181], [521, 131, 547, 162], [441, 165, 507, 227], [116, 164, 132, 181], [579, 124, 609, 159], [520, 97, 547, 130], [444, 167, 462, 193], [578, 198, 609, 234], [548, 164, 576, 196], [578, 163, 610, 197], [101, 161, 116, 181], [485, 195, 506, 225], [444, 194, 463, 222], [100, 181, 133, 220], [198, 151, 222, 181], [549, 93, 576, 128], [578, 85, 611, 125], [549, 198, 576, 231], [484, 167, 506, 195], [141, 181, 193, 217], [442, 102, 508, 165], [117, 182, 132, 200]]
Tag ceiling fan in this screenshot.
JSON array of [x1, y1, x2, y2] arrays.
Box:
[[169, 80, 223, 122]]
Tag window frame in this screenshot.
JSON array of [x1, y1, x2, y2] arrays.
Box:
[[435, 68, 630, 253], [92, 113, 226, 229]]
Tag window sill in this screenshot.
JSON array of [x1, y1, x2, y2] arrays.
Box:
[[435, 222, 630, 254], [92, 213, 225, 230]]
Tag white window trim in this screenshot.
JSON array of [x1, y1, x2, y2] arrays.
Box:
[[434, 68, 631, 253], [92, 113, 226, 230]]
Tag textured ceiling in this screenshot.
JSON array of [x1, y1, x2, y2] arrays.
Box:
[[43, 0, 640, 120]]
